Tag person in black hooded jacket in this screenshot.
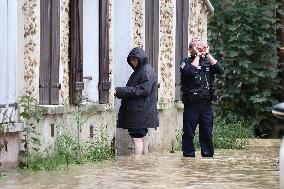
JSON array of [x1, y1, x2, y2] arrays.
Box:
[[115, 47, 159, 155]]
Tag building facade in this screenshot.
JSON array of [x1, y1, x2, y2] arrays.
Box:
[[0, 0, 213, 167]]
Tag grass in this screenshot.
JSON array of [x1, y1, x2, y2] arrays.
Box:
[[0, 171, 6, 179], [21, 126, 115, 171]]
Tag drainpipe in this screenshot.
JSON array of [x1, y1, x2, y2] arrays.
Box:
[[203, 0, 214, 16]]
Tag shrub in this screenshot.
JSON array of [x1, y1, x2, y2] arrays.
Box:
[[173, 112, 253, 152], [208, 0, 283, 135], [208, 112, 252, 149], [27, 125, 115, 171]]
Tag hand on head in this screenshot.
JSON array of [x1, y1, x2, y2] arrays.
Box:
[[189, 40, 209, 56]]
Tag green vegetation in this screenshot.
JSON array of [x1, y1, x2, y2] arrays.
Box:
[[0, 171, 6, 179], [27, 125, 115, 171], [173, 113, 253, 152], [18, 96, 115, 171], [18, 96, 43, 168], [208, 0, 283, 136], [197, 112, 253, 149]]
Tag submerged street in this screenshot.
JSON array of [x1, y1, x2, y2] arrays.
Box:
[[0, 141, 280, 189]]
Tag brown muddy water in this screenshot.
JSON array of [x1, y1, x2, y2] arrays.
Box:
[[0, 145, 280, 189]]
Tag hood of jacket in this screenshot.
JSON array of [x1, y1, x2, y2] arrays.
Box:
[[127, 47, 149, 70]]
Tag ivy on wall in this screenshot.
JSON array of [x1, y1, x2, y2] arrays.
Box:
[[208, 0, 283, 135]]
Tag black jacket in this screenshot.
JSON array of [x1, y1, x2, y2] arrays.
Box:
[[180, 55, 224, 102], [116, 47, 159, 129]]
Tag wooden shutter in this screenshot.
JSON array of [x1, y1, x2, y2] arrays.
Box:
[[0, 0, 17, 123], [98, 0, 111, 104], [175, 0, 189, 100], [145, 0, 159, 74], [69, 0, 84, 105], [50, 0, 60, 105], [40, 0, 60, 105]]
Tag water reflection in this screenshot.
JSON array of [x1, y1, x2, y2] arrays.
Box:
[[0, 146, 279, 189]]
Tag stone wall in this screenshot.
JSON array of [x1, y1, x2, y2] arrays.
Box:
[[188, 0, 208, 43], [59, 0, 70, 105], [108, 0, 115, 108], [23, 0, 40, 99], [132, 0, 144, 48], [158, 0, 176, 104], [37, 107, 116, 150]]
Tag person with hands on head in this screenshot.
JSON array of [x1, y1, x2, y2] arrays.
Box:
[[114, 47, 159, 156], [180, 39, 224, 158]]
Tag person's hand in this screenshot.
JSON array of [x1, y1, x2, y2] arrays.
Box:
[[193, 46, 201, 56], [114, 89, 117, 96], [201, 45, 209, 55]]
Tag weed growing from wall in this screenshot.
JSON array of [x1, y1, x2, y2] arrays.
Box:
[[18, 96, 43, 168]]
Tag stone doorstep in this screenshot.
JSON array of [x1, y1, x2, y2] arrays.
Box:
[[0, 122, 25, 133]]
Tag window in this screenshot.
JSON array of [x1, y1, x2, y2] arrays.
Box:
[[98, 0, 111, 104], [175, 0, 189, 100], [82, 0, 99, 103], [69, 0, 84, 105], [0, 0, 17, 123], [145, 0, 159, 74], [39, 0, 60, 105], [69, 0, 110, 105]]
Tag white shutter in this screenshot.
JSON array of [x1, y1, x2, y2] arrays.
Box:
[[82, 0, 99, 102], [0, 0, 17, 123]]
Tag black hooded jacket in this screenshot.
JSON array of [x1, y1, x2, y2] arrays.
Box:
[[115, 47, 159, 129]]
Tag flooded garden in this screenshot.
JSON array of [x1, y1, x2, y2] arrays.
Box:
[[0, 140, 280, 189]]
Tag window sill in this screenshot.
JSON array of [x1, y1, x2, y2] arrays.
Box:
[[0, 122, 25, 133], [157, 101, 184, 110], [40, 103, 112, 115]]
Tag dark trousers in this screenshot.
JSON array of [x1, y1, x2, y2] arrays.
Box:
[[182, 101, 214, 157]]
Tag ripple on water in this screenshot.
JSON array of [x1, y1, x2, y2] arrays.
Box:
[[0, 146, 279, 189]]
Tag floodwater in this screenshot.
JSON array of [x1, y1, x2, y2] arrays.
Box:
[[0, 145, 280, 189]]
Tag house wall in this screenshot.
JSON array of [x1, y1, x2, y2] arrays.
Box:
[[59, 0, 70, 105], [132, 0, 144, 48], [0, 0, 210, 165], [116, 0, 210, 155], [189, 0, 208, 43], [23, 0, 40, 99]]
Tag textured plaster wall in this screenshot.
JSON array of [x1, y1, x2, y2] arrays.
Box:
[[188, 0, 208, 44], [59, 0, 70, 105], [0, 133, 21, 168], [158, 0, 209, 104], [108, 0, 115, 109], [158, 0, 176, 104], [23, 0, 40, 99], [37, 110, 116, 150], [132, 0, 144, 48]]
